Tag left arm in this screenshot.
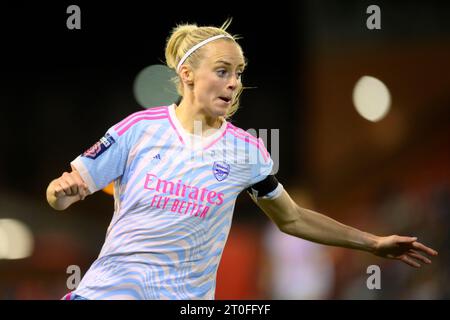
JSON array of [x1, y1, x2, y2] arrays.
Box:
[[253, 189, 438, 268]]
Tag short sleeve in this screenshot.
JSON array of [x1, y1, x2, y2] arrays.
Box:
[[248, 137, 274, 186], [71, 125, 131, 194]]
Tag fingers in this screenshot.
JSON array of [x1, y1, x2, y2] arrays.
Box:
[[407, 250, 432, 265], [395, 235, 439, 257], [396, 236, 417, 243], [53, 171, 89, 200], [399, 245, 438, 268], [62, 172, 79, 195], [401, 250, 433, 268], [54, 178, 73, 197], [71, 170, 89, 190], [412, 241, 438, 256], [400, 255, 421, 268], [70, 170, 90, 200], [382, 235, 438, 268]]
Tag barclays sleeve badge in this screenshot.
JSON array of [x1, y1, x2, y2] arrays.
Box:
[[213, 161, 230, 181], [82, 133, 116, 159]]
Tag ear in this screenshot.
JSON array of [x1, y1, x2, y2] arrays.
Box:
[[179, 65, 194, 85]]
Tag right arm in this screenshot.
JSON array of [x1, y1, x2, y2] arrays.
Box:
[[46, 167, 90, 211], [48, 110, 139, 210]]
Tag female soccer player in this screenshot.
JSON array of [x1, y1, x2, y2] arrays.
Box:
[[46, 20, 438, 300]]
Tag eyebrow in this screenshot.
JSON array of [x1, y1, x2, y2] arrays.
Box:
[[215, 60, 246, 68]]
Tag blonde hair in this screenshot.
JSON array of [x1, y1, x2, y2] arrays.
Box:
[[165, 19, 244, 119]]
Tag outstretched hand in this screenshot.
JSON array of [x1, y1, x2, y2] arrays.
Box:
[[373, 235, 438, 268]]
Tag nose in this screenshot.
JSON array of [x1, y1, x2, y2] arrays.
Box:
[[227, 74, 239, 91]]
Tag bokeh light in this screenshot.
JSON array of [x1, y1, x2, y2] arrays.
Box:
[[353, 75, 391, 122], [133, 64, 178, 109], [0, 219, 34, 260]]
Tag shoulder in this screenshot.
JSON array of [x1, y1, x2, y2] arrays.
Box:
[[225, 122, 258, 143], [225, 122, 270, 162], [111, 106, 170, 137]]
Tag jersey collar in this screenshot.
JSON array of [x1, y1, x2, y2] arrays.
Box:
[[168, 104, 227, 150]]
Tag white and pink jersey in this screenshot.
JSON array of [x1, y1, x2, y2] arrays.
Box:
[[70, 104, 273, 299]]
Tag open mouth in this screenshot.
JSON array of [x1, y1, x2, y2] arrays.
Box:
[[219, 97, 232, 103]]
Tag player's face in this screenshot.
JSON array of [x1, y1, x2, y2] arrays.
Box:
[[192, 40, 245, 118]]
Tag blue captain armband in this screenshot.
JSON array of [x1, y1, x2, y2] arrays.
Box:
[[247, 175, 284, 200]]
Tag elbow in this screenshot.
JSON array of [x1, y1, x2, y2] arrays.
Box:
[[277, 218, 300, 237], [276, 205, 303, 236]]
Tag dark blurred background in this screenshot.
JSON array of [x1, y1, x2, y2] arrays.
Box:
[[0, 0, 449, 299]]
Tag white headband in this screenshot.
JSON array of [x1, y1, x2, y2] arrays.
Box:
[[176, 34, 233, 73]]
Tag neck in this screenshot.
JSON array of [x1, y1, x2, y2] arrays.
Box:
[[175, 101, 223, 136]]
